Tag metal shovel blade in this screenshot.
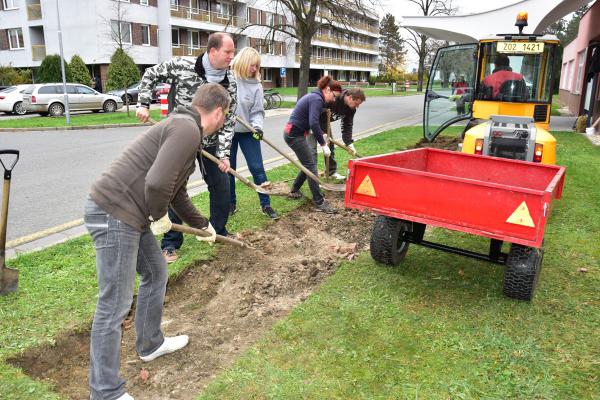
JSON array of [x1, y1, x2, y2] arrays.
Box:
[[0, 264, 19, 295]]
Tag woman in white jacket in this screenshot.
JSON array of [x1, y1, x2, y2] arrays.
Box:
[[229, 47, 278, 219]]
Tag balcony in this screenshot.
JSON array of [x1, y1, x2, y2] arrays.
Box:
[[31, 45, 46, 61], [170, 5, 244, 27], [172, 45, 207, 57], [295, 55, 377, 69], [313, 34, 378, 51], [27, 4, 42, 20]]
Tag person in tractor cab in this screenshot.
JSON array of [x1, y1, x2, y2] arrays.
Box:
[[482, 54, 524, 99], [453, 75, 469, 114]]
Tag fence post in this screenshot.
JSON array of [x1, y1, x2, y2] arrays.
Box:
[[160, 88, 169, 119]]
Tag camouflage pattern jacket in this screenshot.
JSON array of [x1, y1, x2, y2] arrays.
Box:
[[138, 55, 237, 159]]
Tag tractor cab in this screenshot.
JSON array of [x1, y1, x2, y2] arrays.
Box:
[[424, 12, 559, 164]]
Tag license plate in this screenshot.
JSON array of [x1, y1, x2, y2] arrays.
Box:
[[497, 41, 545, 54]]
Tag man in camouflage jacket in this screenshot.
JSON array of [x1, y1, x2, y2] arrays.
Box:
[[137, 32, 237, 260]]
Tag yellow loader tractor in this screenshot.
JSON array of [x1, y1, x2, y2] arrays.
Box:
[[424, 12, 559, 164]]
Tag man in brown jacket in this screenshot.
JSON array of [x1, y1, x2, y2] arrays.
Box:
[[85, 83, 230, 400]]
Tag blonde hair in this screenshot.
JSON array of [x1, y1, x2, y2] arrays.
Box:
[[231, 47, 261, 80]]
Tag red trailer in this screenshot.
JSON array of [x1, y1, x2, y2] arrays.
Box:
[[344, 148, 566, 301]]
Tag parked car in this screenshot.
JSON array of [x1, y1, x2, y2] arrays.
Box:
[[152, 83, 171, 103], [0, 84, 33, 115], [107, 82, 140, 105], [22, 83, 123, 116]]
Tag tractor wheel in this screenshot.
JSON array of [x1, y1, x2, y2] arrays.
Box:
[[370, 215, 410, 266], [503, 244, 543, 301]]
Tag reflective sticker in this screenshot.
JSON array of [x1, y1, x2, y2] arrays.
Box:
[[506, 201, 535, 227], [356, 174, 376, 197]]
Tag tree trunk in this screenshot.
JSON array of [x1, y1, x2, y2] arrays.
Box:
[[297, 34, 312, 100], [417, 35, 427, 92]]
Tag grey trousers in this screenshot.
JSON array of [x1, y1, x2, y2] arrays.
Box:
[[307, 133, 338, 175], [85, 198, 167, 400]]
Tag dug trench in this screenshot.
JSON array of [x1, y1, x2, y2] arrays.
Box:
[[8, 194, 375, 400]]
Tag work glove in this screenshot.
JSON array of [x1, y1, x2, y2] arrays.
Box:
[[195, 222, 217, 243], [150, 214, 172, 235], [320, 144, 331, 157], [252, 127, 264, 141], [348, 143, 357, 154]]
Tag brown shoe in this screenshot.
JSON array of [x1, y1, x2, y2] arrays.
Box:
[[163, 249, 178, 264]]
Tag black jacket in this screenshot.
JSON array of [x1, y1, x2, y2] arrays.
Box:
[[319, 89, 357, 145]]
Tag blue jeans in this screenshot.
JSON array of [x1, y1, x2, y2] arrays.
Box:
[[284, 132, 324, 204], [229, 131, 271, 208], [161, 145, 230, 250], [85, 198, 167, 400]]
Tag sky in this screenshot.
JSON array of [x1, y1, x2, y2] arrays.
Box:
[[379, 0, 524, 70]]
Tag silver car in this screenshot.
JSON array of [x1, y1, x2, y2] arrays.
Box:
[[22, 83, 123, 116]]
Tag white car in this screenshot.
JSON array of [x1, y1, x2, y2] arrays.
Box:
[[0, 84, 33, 115]]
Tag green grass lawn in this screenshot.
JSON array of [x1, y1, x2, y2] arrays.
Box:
[[0, 109, 163, 129], [1, 127, 598, 399]]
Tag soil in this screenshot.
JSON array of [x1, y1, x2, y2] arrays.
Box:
[[8, 194, 374, 400], [409, 136, 462, 151]]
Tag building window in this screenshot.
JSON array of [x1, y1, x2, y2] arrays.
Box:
[[111, 21, 132, 44], [170, 0, 178, 9], [8, 28, 24, 49], [560, 63, 568, 89], [574, 50, 586, 94], [567, 60, 575, 92], [267, 12, 274, 26], [141, 25, 150, 46], [261, 68, 273, 82], [171, 28, 180, 46], [246, 7, 250, 22], [140, 0, 149, 5], [257, 9, 262, 24], [217, 1, 231, 16], [189, 30, 200, 49], [3, 0, 17, 8]]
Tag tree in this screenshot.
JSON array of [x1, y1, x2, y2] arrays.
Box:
[[243, 0, 381, 99], [106, 48, 140, 92], [379, 13, 405, 76], [69, 54, 92, 86], [402, 0, 457, 92], [36, 54, 71, 83], [0, 65, 33, 85]]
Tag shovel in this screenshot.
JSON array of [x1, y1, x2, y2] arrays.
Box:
[[329, 137, 363, 158], [0, 150, 19, 295], [199, 150, 288, 196], [235, 116, 346, 192], [170, 223, 250, 248]]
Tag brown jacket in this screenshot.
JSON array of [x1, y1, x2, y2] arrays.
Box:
[[90, 106, 209, 231]]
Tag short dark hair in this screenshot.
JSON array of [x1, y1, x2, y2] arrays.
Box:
[[207, 32, 232, 53], [346, 88, 365, 102], [192, 83, 231, 113], [495, 54, 510, 67]]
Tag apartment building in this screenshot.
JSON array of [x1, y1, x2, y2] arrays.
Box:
[[0, 0, 379, 89]]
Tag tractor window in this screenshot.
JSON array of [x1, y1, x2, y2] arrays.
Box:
[[477, 42, 556, 103]]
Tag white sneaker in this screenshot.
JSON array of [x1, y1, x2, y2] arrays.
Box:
[[330, 172, 346, 180], [116, 394, 134, 400], [139, 335, 189, 362]]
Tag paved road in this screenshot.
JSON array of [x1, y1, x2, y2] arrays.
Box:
[[1, 95, 424, 242]]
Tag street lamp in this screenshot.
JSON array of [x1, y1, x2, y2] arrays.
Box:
[[56, 0, 71, 124]]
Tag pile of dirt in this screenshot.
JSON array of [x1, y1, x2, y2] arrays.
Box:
[[9, 194, 374, 400], [409, 136, 462, 151]]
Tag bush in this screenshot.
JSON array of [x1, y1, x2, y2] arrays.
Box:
[[37, 54, 71, 83], [69, 55, 92, 86], [106, 48, 140, 91], [0, 65, 33, 85]]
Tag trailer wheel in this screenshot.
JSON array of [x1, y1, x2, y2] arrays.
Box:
[[503, 244, 543, 301], [370, 216, 410, 266]]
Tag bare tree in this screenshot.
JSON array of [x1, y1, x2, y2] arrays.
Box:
[[243, 0, 381, 99], [402, 0, 457, 92]]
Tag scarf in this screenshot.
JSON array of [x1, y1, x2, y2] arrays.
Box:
[[202, 53, 227, 83]]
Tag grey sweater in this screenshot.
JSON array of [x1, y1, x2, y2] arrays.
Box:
[[90, 106, 209, 232], [234, 77, 265, 132]]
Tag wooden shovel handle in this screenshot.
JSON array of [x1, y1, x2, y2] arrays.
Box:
[[170, 223, 249, 248]]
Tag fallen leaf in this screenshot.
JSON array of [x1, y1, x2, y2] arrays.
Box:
[[458, 269, 465, 277], [122, 318, 133, 330], [140, 368, 150, 382], [578, 268, 588, 273]]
